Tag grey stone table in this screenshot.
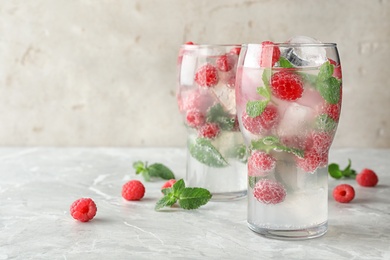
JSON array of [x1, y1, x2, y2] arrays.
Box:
[[0, 148, 389, 260]]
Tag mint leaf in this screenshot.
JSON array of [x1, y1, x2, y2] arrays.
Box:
[[251, 136, 304, 158], [299, 72, 317, 86], [178, 187, 212, 210], [279, 57, 294, 68], [155, 179, 212, 211], [328, 159, 357, 179], [262, 68, 272, 87], [148, 163, 175, 180], [256, 86, 271, 100], [206, 104, 235, 131], [317, 77, 341, 104], [317, 61, 334, 82], [188, 138, 228, 167], [246, 100, 268, 118], [315, 114, 337, 132], [133, 161, 151, 181], [248, 176, 258, 189], [226, 144, 249, 163]]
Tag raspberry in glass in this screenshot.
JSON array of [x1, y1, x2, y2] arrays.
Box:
[[248, 151, 276, 176], [270, 71, 304, 101], [194, 64, 219, 88], [253, 179, 286, 204]]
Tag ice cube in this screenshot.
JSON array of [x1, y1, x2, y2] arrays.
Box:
[[180, 52, 198, 86], [210, 81, 237, 114], [243, 44, 262, 68], [277, 103, 315, 137], [281, 36, 327, 67]]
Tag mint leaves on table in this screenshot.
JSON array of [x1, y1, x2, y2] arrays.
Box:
[[155, 179, 212, 210], [133, 161, 175, 182], [328, 159, 357, 179], [250, 136, 304, 158], [188, 137, 228, 168], [246, 69, 272, 118]]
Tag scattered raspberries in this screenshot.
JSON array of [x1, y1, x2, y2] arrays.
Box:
[[270, 71, 304, 101], [161, 179, 177, 191], [194, 64, 219, 88], [333, 184, 355, 203], [122, 180, 146, 201], [260, 41, 281, 67], [253, 179, 286, 204], [70, 198, 97, 222], [248, 151, 276, 176], [356, 168, 378, 187], [241, 105, 279, 134]]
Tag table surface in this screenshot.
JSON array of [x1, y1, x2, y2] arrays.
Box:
[[0, 147, 389, 260]]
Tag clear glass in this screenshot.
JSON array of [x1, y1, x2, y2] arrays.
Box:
[[176, 44, 247, 201], [235, 43, 342, 239]]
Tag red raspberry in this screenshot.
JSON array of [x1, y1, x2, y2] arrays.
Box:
[[161, 179, 176, 191], [329, 59, 342, 79], [323, 103, 341, 122], [198, 123, 220, 139], [230, 47, 241, 55], [216, 54, 235, 72], [194, 64, 219, 88], [241, 105, 279, 134], [296, 149, 326, 173], [70, 198, 97, 222], [248, 151, 276, 176], [185, 41, 195, 45], [270, 71, 304, 101], [311, 131, 333, 155], [186, 110, 205, 128], [333, 184, 355, 203], [260, 41, 281, 67], [356, 168, 379, 187], [122, 180, 145, 201], [253, 179, 286, 204]]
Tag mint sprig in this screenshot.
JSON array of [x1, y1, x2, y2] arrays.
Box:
[[315, 61, 341, 104], [250, 136, 304, 158], [328, 159, 357, 179], [133, 161, 175, 182], [155, 179, 212, 210], [206, 103, 235, 131], [245, 69, 272, 118]]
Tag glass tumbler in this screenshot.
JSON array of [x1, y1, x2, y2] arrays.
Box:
[[235, 42, 342, 239], [176, 44, 247, 201]]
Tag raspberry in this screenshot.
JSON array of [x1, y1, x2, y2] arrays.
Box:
[[248, 151, 276, 176], [161, 179, 176, 191], [253, 179, 286, 204], [356, 168, 379, 187], [329, 59, 342, 79], [186, 110, 205, 128], [194, 64, 219, 88], [181, 89, 214, 113], [198, 123, 220, 139], [311, 131, 333, 155], [260, 41, 281, 67], [323, 103, 341, 122], [270, 71, 304, 101], [230, 47, 241, 55], [70, 198, 97, 222], [216, 54, 235, 72], [296, 149, 326, 173], [333, 184, 355, 203], [122, 180, 145, 201], [241, 105, 279, 134]]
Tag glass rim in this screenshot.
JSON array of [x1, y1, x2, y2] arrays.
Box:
[[243, 43, 337, 47], [181, 44, 241, 48]]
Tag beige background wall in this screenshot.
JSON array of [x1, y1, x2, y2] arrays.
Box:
[[0, 0, 389, 148]]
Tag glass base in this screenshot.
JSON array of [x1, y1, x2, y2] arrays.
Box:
[[247, 221, 327, 240], [211, 190, 247, 201]]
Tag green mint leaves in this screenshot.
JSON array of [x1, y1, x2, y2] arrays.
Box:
[[155, 179, 212, 210], [278, 57, 294, 68], [188, 137, 228, 167], [133, 161, 175, 182], [206, 104, 235, 131], [251, 136, 304, 158], [328, 159, 357, 179], [246, 69, 272, 118], [315, 114, 337, 132], [316, 61, 341, 104]]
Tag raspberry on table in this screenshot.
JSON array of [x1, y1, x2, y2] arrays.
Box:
[[260, 41, 281, 67], [241, 105, 279, 134], [161, 179, 176, 191], [270, 71, 304, 101], [356, 168, 379, 187], [253, 179, 286, 204], [70, 198, 97, 222], [248, 151, 276, 176], [122, 180, 145, 201], [333, 184, 355, 203], [194, 63, 219, 88], [198, 123, 220, 139], [186, 110, 205, 128], [216, 54, 235, 72]]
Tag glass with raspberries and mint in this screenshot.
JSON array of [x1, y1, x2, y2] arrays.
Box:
[[176, 43, 247, 201], [235, 37, 342, 239]]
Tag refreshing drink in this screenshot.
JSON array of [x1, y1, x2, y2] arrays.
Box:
[[177, 44, 247, 201], [235, 38, 342, 239]]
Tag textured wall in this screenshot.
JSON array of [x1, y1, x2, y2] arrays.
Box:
[[0, 0, 389, 147]]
